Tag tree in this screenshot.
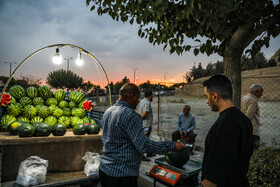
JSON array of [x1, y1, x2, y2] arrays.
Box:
[[46, 69, 83, 90], [139, 80, 155, 91], [18, 75, 42, 88], [86, 0, 280, 107]]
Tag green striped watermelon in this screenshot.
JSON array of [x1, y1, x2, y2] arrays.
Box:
[[19, 97, 32, 107], [54, 89, 65, 101], [69, 91, 78, 101], [38, 85, 52, 99], [82, 117, 89, 124], [44, 116, 57, 127], [72, 108, 86, 118], [22, 105, 37, 119], [48, 105, 58, 113], [52, 108, 64, 118], [33, 97, 44, 106], [8, 121, 27, 135], [46, 97, 58, 106], [58, 100, 68, 109], [10, 85, 26, 99], [37, 105, 50, 118], [58, 116, 71, 128], [70, 116, 83, 128], [78, 99, 86, 109], [0, 114, 17, 131], [30, 116, 44, 124], [17, 116, 30, 123], [73, 92, 85, 103], [68, 101, 76, 109], [26, 86, 37, 99], [63, 108, 71, 117], [9, 95, 16, 104], [7, 103, 22, 116]]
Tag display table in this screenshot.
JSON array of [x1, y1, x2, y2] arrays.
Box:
[[0, 129, 103, 182]]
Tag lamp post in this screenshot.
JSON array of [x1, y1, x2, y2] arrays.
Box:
[[132, 68, 138, 84], [64, 57, 73, 71], [4, 62, 17, 77]]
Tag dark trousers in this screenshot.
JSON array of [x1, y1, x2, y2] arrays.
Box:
[[99, 169, 138, 187], [172, 130, 195, 144]]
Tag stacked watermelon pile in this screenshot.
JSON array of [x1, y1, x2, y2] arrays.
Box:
[[0, 85, 99, 137]]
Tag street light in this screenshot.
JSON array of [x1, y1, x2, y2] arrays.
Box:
[[75, 51, 83, 66], [64, 57, 73, 71], [4, 62, 17, 77], [132, 67, 138, 84], [53, 48, 62, 64]]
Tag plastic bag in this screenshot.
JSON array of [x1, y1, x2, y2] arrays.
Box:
[[16, 156, 48, 187], [82, 152, 100, 176]]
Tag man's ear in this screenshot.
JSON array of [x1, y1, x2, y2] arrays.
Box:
[[212, 92, 219, 102]]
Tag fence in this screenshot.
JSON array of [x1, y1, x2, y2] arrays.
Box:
[[153, 75, 280, 150]]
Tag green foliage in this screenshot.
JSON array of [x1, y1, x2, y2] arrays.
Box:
[[248, 147, 280, 186], [0, 75, 41, 90], [46, 69, 83, 90]]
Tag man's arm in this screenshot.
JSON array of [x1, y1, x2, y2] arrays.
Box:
[[201, 179, 217, 187], [141, 111, 148, 119], [187, 116, 196, 132]]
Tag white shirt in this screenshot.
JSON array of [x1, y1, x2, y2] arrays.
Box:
[[137, 98, 153, 128]]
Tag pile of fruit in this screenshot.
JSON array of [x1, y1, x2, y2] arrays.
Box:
[[0, 85, 100, 137]]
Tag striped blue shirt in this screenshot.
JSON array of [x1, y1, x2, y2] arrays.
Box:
[[100, 100, 175, 177]]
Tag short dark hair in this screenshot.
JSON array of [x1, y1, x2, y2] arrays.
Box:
[[203, 74, 232, 100], [145, 90, 153, 97], [119, 83, 140, 99]]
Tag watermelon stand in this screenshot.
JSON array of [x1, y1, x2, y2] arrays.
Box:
[[0, 44, 111, 186]]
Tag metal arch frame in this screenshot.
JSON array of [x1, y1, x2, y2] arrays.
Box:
[[0, 43, 112, 106]]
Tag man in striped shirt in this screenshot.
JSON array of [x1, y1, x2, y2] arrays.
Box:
[[99, 83, 188, 187]]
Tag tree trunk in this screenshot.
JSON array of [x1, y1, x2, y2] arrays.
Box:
[[223, 52, 242, 108]]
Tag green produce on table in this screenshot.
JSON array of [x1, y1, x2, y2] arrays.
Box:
[[30, 116, 44, 124], [52, 108, 64, 118], [8, 121, 27, 135], [58, 116, 71, 128], [33, 97, 44, 106], [73, 123, 87, 135], [7, 102, 22, 116], [26, 86, 38, 99], [44, 116, 57, 127], [87, 123, 100, 134], [17, 123, 35, 137], [32, 122, 42, 129], [48, 105, 58, 113], [19, 97, 32, 107], [54, 89, 65, 101], [68, 101, 76, 109], [70, 116, 83, 127], [38, 85, 52, 99], [37, 105, 50, 118], [35, 122, 52, 137], [10, 85, 26, 99], [69, 91, 85, 103], [46, 97, 58, 106], [63, 108, 71, 117], [78, 99, 86, 108], [0, 114, 17, 131], [22, 105, 37, 119], [165, 149, 191, 168], [52, 123, 67, 136], [72, 108, 86, 118], [58, 100, 68, 109], [17, 116, 30, 123]]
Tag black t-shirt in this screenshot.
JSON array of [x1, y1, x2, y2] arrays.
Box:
[[202, 107, 253, 186]]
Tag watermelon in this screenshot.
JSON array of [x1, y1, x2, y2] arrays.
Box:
[[10, 85, 26, 99], [73, 92, 85, 103], [8, 121, 26, 135], [68, 101, 76, 109], [19, 97, 32, 107], [22, 105, 37, 119], [17, 116, 30, 123], [0, 114, 17, 131], [44, 116, 57, 127], [17, 123, 35, 137], [49, 105, 58, 113], [46, 97, 58, 106], [82, 117, 89, 124], [73, 123, 87, 135], [37, 105, 50, 118], [9, 95, 16, 104], [87, 123, 100, 134], [165, 149, 191, 168], [38, 85, 52, 99], [72, 108, 86, 118], [58, 116, 71, 128], [33, 97, 44, 106], [78, 99, 86, 108], [52, 108, 64, 118], [63, 108, 71, 117], [52, 123, 67, 136], [54, 89, 65, 101], [58, 100, 68, 109], [70, 116, 83, 127], [35, 122, 52, 136], [26, 86, 37, 99], [30, 116, 44, 124], [7, 102, 22, 116], [69, 91, 78, 101]]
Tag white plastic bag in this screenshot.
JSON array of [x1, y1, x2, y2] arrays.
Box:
[[16, 156, 48, 187], [82, 152, 100, 176]]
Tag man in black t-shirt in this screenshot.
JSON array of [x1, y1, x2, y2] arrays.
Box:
[[201, 75, 253, 187]]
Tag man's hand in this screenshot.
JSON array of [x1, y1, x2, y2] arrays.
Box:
[[179, 130, 184, 136], [175, 142, 189, 151]]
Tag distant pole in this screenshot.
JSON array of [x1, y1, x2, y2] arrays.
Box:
[[132, 68, 138, 84], [4, 62, 17, 77], [164, 72, 168, 85], [64, 57, 73, 71]]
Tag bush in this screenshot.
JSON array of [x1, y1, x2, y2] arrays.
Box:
[[248, 146, 280, 186]]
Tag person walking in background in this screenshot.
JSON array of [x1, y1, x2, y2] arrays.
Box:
[[137, 90, 155, 161], [201, 75, 253, 187], [241, 84, 263, 150], [99, 83, 188, 187], [171, 105, 196, 145]]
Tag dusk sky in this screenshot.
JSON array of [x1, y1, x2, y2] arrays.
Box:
[[0, 0, 279, 88]]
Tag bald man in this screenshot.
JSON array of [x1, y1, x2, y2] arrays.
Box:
[[99, 83, 188, 187]]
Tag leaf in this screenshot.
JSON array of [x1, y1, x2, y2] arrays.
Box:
[[194, 48, 199, 56]]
